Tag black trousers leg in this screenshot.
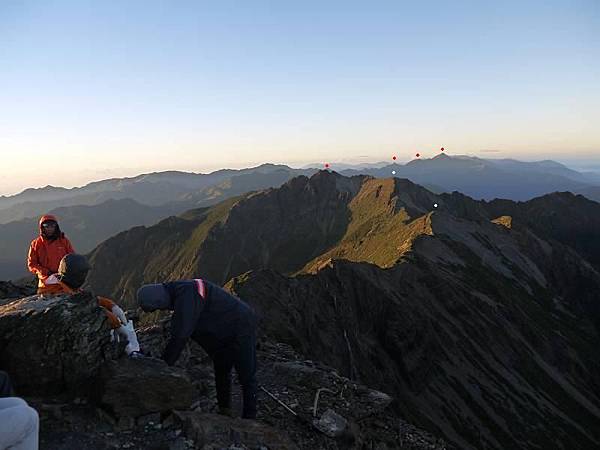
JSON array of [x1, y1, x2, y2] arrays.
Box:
[[212, 348, 235, 411], [233, 333, 258, 419]]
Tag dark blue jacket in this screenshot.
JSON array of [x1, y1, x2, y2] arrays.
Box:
[[162, 279, 257, 365]]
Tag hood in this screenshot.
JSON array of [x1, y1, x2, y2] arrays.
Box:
[[137, 284, 172, 311], [39, 214, 62, 239], [39, 214, 58, 228], [58, 254, 90, 289]]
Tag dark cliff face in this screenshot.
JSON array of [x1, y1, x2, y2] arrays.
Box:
[[84, 171, 600, 449], [227, 243, 600, 450], [486, 192, 600, 272]]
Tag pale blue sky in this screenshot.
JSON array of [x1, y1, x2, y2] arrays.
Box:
[[0, 0, 598, 195]]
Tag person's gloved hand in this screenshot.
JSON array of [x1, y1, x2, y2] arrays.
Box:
[[111, 305, 127, 325], [44, 274, 60, 285]]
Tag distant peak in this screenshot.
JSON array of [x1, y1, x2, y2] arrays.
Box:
[[311, 169, 339, 178], [20, 185, 67, 194], [406, 157, 425, 165], [432, 153, 450, 160]]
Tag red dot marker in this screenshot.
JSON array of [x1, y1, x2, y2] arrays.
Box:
[[441, 147, 445, 152], [325, 163, 330, 169], [416, 153, 420, 158], [392, 155, 397, 160]]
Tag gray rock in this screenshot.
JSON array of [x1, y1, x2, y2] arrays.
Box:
[[97, 357, 194, 419], [312, 408, 348, 438], [0, 292, 112, 395], [174, 411, 299, 450]]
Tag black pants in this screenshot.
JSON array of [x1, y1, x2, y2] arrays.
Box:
[[212, 333, 257, 419], [0, 371, 13, 398]]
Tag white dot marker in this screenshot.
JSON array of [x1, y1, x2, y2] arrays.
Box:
[[434, 203, 438, 208], [392, 170, 396, 175]]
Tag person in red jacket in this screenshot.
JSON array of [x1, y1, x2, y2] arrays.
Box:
[[27, 214, 75, 293]]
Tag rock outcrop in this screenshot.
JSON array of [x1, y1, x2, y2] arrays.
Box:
[[174, 411, 300, 450], [0, 292, 112, 395], [0, 284, 445, 449], [97, 357, 194, 420]]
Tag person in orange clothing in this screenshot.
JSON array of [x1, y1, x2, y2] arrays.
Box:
[[42, 280, 123, 329], [27, 214, 75, 293], [32, 251, 143, 358]]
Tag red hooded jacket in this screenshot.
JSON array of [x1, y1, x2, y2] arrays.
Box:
[[27, 214, 75, 287]]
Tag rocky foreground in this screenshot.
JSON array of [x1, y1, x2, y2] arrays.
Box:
[[0, 287, 446, 450]]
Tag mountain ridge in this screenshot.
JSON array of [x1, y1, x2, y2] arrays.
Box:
[[54, 170, 600, 448]]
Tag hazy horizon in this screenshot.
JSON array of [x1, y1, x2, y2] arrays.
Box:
[[1, 1, 598, 196], [1, 152, 599, 197]]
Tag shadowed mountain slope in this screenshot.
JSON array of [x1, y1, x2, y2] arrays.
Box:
[[85, 171, 600, 449]]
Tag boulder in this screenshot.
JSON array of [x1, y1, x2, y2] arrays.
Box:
[[312, 408, 348, 438], [174, 411, 299, 450], [97, 357, 195, 420], [0, 292, 112, 395]]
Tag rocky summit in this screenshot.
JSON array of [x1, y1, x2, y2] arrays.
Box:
[[0, 290, 444, 449]]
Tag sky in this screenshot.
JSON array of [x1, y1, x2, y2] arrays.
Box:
[[1, 0, 599, 195]]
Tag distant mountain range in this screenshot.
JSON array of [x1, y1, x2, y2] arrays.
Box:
[[0, 164, 317, 224], [2, 156, 598, 222], [0, 164, 316, 279], [1, 155, 599, 280], [83, 170, 600, 450], [301, 161, 390, 170], [340, 154, 600, 201]]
